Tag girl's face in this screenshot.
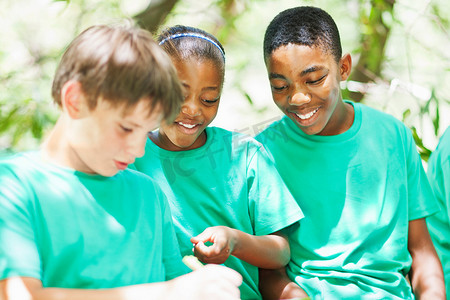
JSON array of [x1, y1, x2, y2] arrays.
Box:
[[155, 58, 223, 151]]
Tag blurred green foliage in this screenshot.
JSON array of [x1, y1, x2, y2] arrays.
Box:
[[0, 0, 449, 160]]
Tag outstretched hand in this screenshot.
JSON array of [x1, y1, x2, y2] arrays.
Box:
[[191, 226, 236, 264], [167, 264, 242, 300]]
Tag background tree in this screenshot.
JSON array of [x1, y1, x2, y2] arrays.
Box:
[[346, 0, 395, 102], [1, 0, 448, 160]]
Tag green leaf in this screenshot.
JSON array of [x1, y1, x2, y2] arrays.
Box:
[[243, 92, 254, 105], [402, 109, 411, 121], [410, 127, 432, 162]]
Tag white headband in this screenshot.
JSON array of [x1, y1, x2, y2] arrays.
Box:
[[158, 33, 225, 60]]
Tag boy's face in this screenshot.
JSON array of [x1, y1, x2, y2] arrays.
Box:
[[266, 44, 351, 135], [69, 98, 162, 176], [157, 58, 222, 151]]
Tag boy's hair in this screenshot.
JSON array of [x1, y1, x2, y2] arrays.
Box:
[[51, 23, 182, 120], [263, 6, 342, 63], [157, 25, 225, 81]]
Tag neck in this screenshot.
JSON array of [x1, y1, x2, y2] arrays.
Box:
[[41, 116, 82, 171], [319, 99, 354, 136], [336, 100, 354, 134]]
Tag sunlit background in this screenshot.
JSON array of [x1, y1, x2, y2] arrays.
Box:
[[1, 0, 449, 161]]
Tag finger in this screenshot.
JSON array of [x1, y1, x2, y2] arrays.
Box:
[[193, 241, 212, 258], [206, 265, 243, 287], [199, 255, 228, 265], [195, 240, 226, 257], [191, 228, 213, 244]]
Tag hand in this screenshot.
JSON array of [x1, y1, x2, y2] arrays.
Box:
[[167, 264, 242, 300], [191, 226, 236, 264]]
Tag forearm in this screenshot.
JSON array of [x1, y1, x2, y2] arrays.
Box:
[[408, 218, 445, 299], [30, 285, 162, 300], [2, 277, 172, 300], [231, 230, 290, 269], [259, 268, 308, 300], [409, 255, 445, 299]]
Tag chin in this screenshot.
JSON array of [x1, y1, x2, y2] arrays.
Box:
[[296, 123, 323, 136], [97, 168, 119, 177]]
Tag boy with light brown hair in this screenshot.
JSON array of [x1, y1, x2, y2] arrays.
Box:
[[0, 23, 241, 300]]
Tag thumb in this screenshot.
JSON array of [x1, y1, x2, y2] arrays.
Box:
[[191, 229, 213, 244]]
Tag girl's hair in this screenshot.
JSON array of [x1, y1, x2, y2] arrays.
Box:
[[264, 6, 342, 63], [52, 23, 182, 120], [158, 25, 225, 79]]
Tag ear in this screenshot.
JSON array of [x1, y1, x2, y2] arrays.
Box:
[[339, 53, 352, 81], [61, 81, 89, 119]]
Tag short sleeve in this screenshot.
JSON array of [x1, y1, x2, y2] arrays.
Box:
[[247, 144, 303, 236], [405, 128, 439, 220], [427, 128, 450, 232], [158, 188, 190, 280], [0, 165, 41, 280]]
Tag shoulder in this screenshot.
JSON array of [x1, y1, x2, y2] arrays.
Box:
[[209, 126, 264, 151], [357, 102, 405, 127], [255, 116, 295, 150], [429, 126, 450, 164], [436, 126, 450, 153], [357, 102, 412, 139], [0, 152, 40, 179], [118, 167, 159, 188], [255, 116, 286, 138], [0, 152, 43, 208]]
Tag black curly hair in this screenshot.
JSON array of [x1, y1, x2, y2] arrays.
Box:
[[263, 6, 342, 63]]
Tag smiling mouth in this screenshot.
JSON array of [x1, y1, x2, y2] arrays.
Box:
[[178, 122, 198, 129], [295, 108, 319, 120]]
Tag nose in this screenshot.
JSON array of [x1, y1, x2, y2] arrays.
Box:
[[181, 97, 201, 117], [127, 133, 147, 159], [289, 90, 311, 106]]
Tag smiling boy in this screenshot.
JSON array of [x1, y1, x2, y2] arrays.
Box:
[[0, 23, 242, 300], [256, 6, 445, 300]]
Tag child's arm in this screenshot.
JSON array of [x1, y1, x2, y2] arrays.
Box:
[[0, 265, 242, 300], [191, 226, 290, 269], [259, 268, 309, 300], [408, 218, 445, 299]]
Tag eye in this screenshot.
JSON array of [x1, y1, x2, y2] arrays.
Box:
[[202, 98, 219, 105], [271, 85, 288, 93], [270, 79, 289, 93], [120, 125, 133, 133], [306, 74, 327, 85]]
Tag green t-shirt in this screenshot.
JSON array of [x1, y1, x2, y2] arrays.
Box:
[[0, 151, 186, 288], [427, 125, 450, 299], [256, 102, 438, 300], [134, 126, 303, 300]]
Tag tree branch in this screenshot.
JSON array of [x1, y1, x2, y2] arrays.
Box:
[[133, 0, 179, 34]]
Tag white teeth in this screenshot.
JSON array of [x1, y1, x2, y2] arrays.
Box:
[[178, 122, 196, 129], [296, 108, 319, 120]]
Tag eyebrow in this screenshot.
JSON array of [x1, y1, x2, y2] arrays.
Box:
[[269, 65, 326, 80], [300, 65, 325, 76], [182, 82, 219, 91], [202, 86, 219, 91], [269, 73, 286, 80]]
